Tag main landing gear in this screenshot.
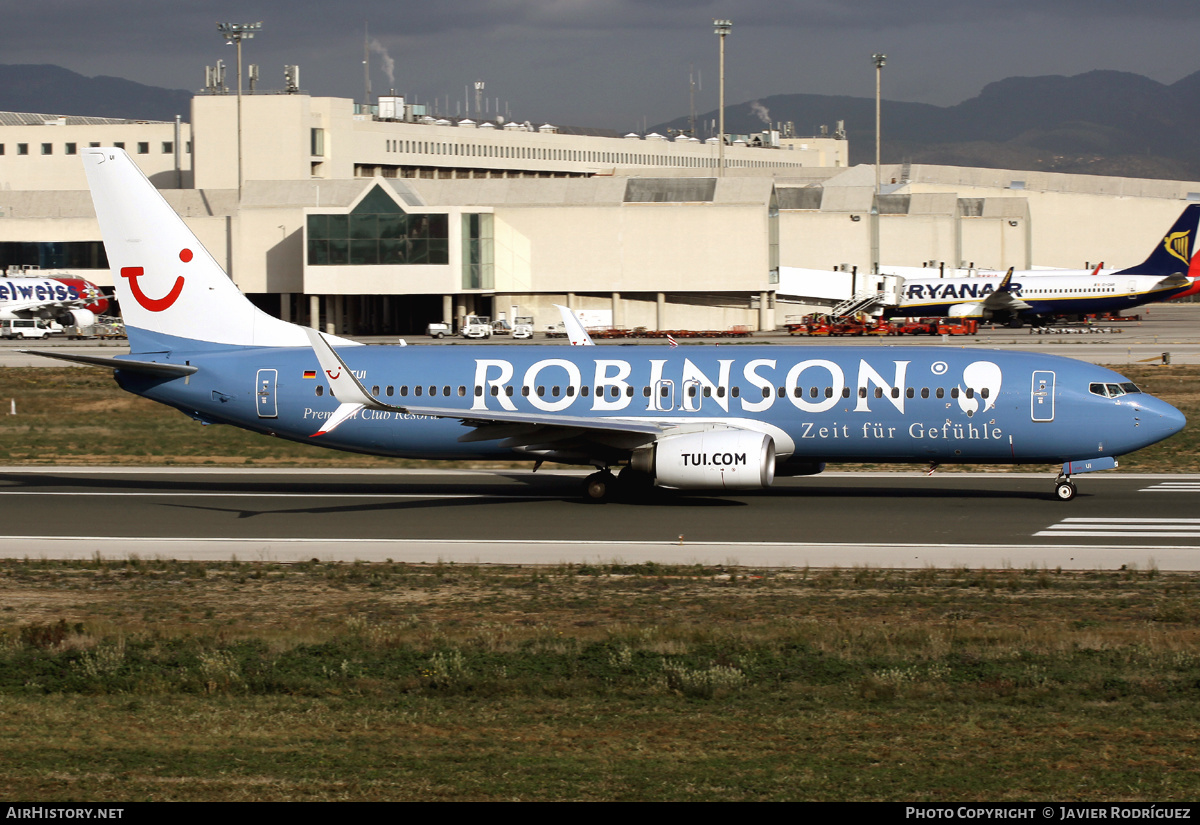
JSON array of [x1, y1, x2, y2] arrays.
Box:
[[582, 466, 654, 502], [584, 470, 614, 501]]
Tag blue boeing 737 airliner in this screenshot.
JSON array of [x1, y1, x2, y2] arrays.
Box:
[[31, 149, 1186, 502]]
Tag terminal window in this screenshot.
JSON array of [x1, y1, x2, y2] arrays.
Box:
[[306, 185, 449, 266]]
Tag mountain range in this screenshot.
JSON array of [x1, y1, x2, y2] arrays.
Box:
[[0, 65, 192, 122], [652, 69, 1200, 181], [2, 64, 1198, 181]]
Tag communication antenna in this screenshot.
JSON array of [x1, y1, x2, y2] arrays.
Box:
[[475, 81, 485, 121], [284, 65, 300, 94], [247, 64, 258, 93], [688, 64, 696, 137]]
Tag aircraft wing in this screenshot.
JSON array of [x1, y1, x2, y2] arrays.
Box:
[[304, 327, 664, 445], [3, 297, 88, 314], [979, 268, 1032, 312]]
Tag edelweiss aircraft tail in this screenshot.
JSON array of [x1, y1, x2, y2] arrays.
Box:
[[1118, 204, 1200, 278], [83, 147, 313, 353]]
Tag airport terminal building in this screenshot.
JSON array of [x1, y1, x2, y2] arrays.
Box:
[[0, 90, 1198, 334]]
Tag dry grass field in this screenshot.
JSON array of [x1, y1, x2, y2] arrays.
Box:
[[1, 560, 1199, 801]]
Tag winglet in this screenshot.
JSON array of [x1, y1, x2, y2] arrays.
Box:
[[553, 304, 595, 346], [305, 326, 404, 435], [304, 327, 376, 407], [996, 267, 1015, 291]]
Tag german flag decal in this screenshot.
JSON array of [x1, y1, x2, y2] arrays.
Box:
[[303, 370, 317, 379]]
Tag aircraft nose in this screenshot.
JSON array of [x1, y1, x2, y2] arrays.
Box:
[[1136, 395, 1186, 445]]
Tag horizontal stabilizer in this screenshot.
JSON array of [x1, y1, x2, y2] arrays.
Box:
[[20, 349, 197, 377]]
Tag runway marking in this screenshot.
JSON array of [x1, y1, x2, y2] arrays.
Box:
[[1139, 482, 1200, 492], [1037, 517, 1200, 539]]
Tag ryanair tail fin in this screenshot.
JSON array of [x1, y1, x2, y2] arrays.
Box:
[[83, 147, 317, 353], [1118, 205, 1200, 278]]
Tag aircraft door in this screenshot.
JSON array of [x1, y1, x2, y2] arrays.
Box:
[[256, 369, 278, 418], [653, 379, 675, 412], [1031, 370, 1054, 422]]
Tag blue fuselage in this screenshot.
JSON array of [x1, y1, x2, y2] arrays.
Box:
[[114, 343, 1185, 467]]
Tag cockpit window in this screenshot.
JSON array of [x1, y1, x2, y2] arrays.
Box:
[[1090, 381, 1143, 398]]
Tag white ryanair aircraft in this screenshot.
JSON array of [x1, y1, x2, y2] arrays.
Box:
[[29, 149, 1187, 502], [889, 205, 1200, 325]]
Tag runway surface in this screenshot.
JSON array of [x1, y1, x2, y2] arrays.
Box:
[[1, 467, 1198, 570]]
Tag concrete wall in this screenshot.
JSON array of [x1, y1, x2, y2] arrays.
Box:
[[0, 122, 191, 191]]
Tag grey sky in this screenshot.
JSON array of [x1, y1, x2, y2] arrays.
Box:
[[5, 1, 1200, 129]]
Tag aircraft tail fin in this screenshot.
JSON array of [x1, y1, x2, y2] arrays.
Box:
[[82, 147, 314, 353], [1117, 205, 1200, 277], [553, 304, 596, 346]]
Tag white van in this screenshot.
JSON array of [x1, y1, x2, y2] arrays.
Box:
[[0, 319, 52, 339]]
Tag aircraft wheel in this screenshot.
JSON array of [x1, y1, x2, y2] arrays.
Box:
[[584, 471, 614, 502], [1055, 481, 1077, 501]]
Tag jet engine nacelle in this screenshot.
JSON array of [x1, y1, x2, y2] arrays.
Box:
[[948, 302, 987, 319], [59, 308, 96, 327], [633, 429, 776, 490]]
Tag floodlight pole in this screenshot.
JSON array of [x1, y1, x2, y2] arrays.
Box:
[[873, 53, 886, 196], [714, 20, 732, 177], [218, 21, 262, 201]]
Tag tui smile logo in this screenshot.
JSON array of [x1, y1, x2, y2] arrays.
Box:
[[120, 248, 191, 312]]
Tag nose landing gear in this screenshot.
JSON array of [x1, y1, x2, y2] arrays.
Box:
[[1054, 477, 1077, 501]]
